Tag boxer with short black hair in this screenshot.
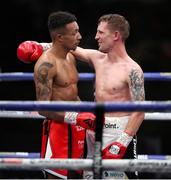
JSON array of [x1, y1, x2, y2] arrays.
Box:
[[18, 11, 97, 179]]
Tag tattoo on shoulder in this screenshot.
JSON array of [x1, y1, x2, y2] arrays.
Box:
[[37, 62, 53, 99], [37, 62, 53, 83], [129, 68, 145, 101]]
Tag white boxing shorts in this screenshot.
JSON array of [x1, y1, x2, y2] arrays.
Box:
[[84, 116, 129, 179]]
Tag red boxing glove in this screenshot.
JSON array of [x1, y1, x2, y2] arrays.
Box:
[[102, 132, 133, 159], [64, 112, 96, 131], [17, 41, 43, 63]]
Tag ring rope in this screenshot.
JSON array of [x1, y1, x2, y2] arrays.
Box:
[[0, 152, 170, 160], [0, 158, 171, 172], [1, 72, 171, 81], [1, 73, 171, 175], [0, 111, 44, 119], [0, 152, 40, 158], [0, 111, 170, 120], [0, 100, 171, 112], [138, 155, 171, 160]]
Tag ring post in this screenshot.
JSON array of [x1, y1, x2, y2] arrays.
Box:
[[93, 103, 104, 179]]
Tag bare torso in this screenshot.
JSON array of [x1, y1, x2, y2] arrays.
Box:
[[34, 49, 79, 102], [51, 55, 79, 101], [92, 54, 138, 117], [71, 45, 144, 135]]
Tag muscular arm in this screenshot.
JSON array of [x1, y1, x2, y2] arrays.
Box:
[[34, 60, 96, 130], [125, 67, 145, 136], [34, 61, 65, 122], [71, 47, 101, 66], [41, 43, 97, 65]]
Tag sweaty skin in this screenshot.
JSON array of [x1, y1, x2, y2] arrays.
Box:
[[34, 17, 145, 136], [71, 20, 145, 136], [34, 52, 78, 101], [34, 21, 81, 122], [32, 14, 144, 179]]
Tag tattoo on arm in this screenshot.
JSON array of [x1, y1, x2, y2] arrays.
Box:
[[129, 69, 145, 101], [36, 62, 53, 100]]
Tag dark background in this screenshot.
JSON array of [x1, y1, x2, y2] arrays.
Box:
[[0, 0, 171, 178]]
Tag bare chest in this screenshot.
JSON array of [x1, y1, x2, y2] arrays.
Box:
[[54, 62, 78, 87], [96, 69, 127, 92], [94, 62, 129, 100]]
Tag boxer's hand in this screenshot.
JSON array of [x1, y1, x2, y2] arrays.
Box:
[[64, 112, 96, 131], [17, 41, 43, 63], [102, 132, 133, 159]]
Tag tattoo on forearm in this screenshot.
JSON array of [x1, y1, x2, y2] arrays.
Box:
[[129, 69, 145, 101], [37, 62, 53, 99]]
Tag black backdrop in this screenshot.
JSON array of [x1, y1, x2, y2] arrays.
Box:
[[0, 0, 171, 178]]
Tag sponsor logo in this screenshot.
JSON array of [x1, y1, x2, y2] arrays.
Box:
[[103, 171, 125, 178], [78, 140, 84, 145], [83, 119, 94, 129], [104, 123, 119, 129]]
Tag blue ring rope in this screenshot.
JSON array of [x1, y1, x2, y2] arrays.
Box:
[[0, 152, 40, 158], [0, 152, 169, 160], [1, 72, 171, 81], [0, 101, 171, 112]]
